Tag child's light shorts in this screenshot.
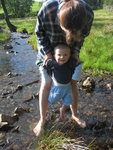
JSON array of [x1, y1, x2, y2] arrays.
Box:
[[48, 83, 73, 105]]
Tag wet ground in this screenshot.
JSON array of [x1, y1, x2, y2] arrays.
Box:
[[0, 33, 113, 150], [0, 33, 41, 150]]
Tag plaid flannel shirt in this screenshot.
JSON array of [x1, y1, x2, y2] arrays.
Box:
[[35, 0, 94, 60]]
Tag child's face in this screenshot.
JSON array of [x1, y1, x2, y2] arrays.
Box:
[[54, 45, 70, 65]]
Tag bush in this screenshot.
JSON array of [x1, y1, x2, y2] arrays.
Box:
[[85, 0, 103, 9], [103, 0, 113, 5], [6, 0, 33, 18]]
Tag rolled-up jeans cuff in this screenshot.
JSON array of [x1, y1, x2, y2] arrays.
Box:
[[72, 64, 82, 81], [39, 66, 51, 83]]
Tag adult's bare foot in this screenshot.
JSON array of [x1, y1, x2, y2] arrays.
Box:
[[72, 115, 86, 128], [33, 120, 44, 136]]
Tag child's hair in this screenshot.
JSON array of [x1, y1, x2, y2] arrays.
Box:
[[54, 44, 71, 54], [59, 0, 87, 44]]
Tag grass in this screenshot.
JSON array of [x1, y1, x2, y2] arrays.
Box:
[[28, 34, 37, 50], [0, 30, 11, 43], [80, 9, 113, 73], [36, 127, 92, 150], [11, 17, 37, 34], [37, 129, 65, 150]]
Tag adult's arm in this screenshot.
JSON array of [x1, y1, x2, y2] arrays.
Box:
[[35, 7, 52, 55]]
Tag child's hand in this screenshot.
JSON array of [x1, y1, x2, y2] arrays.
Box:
[[43, 52, 52, 67]]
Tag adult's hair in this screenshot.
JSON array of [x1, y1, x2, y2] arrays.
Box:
[[59, 0, 87, 44]]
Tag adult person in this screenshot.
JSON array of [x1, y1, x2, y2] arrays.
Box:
[[33, 0, 94, 136]]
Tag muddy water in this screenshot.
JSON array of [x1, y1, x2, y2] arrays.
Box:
[[0, 33, 113, 150], [0, 33, 41, 149]]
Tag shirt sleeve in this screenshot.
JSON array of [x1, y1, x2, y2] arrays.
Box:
[[44, 59, 54, 70], [35, 7, 52, 55]]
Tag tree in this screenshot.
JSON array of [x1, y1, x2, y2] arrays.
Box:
[[6, 0, 33, 18], [1, 0, 16, 32]]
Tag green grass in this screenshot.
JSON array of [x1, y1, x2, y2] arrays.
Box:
[[36, 129, 65, 150], [11, 17, 37, 34], [28, 34, 37, 50], [36, 127, 91, 150], [0, 30, 11, 43], [80, 9, 113, 73]]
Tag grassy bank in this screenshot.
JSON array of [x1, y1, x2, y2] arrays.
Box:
[[0, 4, 113, 72], [80, 9, 113, 73], [0, 30, 11, 43]]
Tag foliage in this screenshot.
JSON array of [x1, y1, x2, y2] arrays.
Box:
[[102, 0, 113, 5], [6, 0, 33, 18], [0, 3, 2, 9], [1, 0, 17, 32], [85, 0, 103, 9], [31, 1, 42, 16], [85, 0, 113, 9]]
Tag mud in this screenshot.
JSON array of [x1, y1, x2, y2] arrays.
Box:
[[0, 33, 113, 150]]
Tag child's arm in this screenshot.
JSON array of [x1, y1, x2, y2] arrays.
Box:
[[44, 59, 56, 70]]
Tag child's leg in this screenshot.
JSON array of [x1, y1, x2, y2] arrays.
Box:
[[60, 105, 68, 122], [70, 104, 86, 128], [33, 68, 52, 136], [70, 79, 86, 128]]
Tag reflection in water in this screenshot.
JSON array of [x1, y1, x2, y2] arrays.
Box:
[[0, 46, 11, 74]]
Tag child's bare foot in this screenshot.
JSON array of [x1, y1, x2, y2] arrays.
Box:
[[72, 115, 86, 128], [33, 120, 44, 136]]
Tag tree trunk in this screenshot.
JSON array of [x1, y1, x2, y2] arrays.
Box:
[[1, 0, 17, 32]]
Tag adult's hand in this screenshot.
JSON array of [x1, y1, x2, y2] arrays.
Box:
[[43, 52, 52, 66]]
